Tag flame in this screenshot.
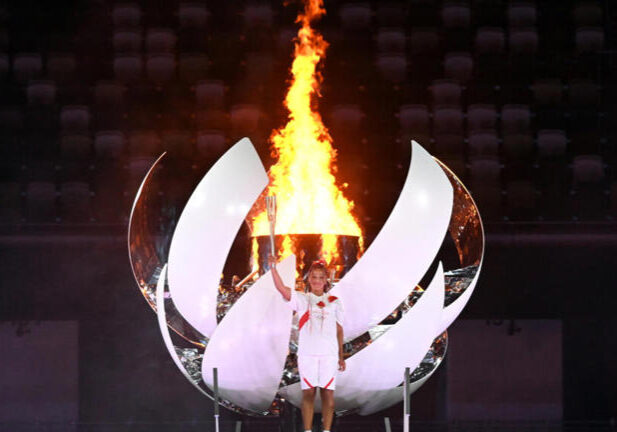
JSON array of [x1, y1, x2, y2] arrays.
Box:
[[250, 0, 363, 265]]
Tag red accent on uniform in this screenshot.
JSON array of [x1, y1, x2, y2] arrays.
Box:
[[328, 295, 338, 303], [298, 310, 310, 331], [324, 377, 334, 389], [303, 377, 314, 388], [316, 301, 325, 308]]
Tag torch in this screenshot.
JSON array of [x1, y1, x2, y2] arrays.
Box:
[[265, 195, 277, 266]]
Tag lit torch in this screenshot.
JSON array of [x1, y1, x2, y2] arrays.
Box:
[[265, 195, 277, 265], [249, 0, 363, 278]]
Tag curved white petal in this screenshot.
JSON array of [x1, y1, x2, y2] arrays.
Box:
[[281, 262, 445, 413], [156, 264, 211, 399], [201, 255, 297, 412], [330, 141, 453, 340], [167, 138, 269, 338]]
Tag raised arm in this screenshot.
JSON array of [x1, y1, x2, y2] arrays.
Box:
[[268, 254, 292, 301]]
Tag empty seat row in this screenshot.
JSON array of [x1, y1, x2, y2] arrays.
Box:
[[399, 104, 532, 133], [113, 29, 177, 54], [0, 53, 76, 83], [0, 181, 93, 223], [0, 53, 77, 83], [96, 130, 228, 159], [81, 79, 223, 108], [27, 130, 230, 160], [373, 26, 603, 63], [340, 2, 602, 32], [21, 76, 599, 113], [113, 54, 209, 84], [466, 153, 607, 186], [531, 79, 602, 106], [403, 127, 599, 163], [113, 3, 279, 30], [114, 3, 211, 29], [398, 94, 602, 134], [344, 2, 535, 30], [374, 27, 543, 55]]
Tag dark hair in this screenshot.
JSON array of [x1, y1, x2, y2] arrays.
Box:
[[304, 260, 330, 293]]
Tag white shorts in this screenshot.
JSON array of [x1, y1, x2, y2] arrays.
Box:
[[298, 355, 338, 390]]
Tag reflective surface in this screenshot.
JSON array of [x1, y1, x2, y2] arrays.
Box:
[[127, 139, 485, 417], [127, 153, 207, 346]]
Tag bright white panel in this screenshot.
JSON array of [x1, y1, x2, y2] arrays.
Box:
[[201, 255, 297, 412], [281, 263, 445, 413], [329, 141, 453, 340], [167, 138, 269, 338]]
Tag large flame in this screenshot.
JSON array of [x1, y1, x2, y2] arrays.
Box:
[[250, 0, 363, 264]]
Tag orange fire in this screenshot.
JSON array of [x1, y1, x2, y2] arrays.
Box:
[[250, 0, 363, 265]]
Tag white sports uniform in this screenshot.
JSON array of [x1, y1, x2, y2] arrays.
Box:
[[286, 289, 344, 390]]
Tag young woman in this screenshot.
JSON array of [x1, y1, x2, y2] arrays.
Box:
[[268, 255, 345, 432]]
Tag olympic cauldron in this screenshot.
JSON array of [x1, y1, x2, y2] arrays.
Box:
[[128, 138, 484, 416]]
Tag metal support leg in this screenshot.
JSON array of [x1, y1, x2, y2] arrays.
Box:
[[403, 367, 410, 432], [384, 417, 392, 432], [214, 367, 220, 432]]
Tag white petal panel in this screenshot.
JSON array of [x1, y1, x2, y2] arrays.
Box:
[[167, 138, 269, 338], [329, 141, 453, 340], [281, 263, 445, 413], [201, 255, 297, 412], [156, 265, 211, 398]]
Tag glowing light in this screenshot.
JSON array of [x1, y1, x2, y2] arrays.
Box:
[[250, 0, 363, 264]]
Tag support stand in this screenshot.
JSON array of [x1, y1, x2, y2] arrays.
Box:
[[384, 417, 392, 432], [213, 367, 220, 432], [403, 367, 411, 432], [280, 399, 299, 432]]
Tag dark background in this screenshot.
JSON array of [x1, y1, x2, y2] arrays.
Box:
[[1, 0, 616, 430]]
